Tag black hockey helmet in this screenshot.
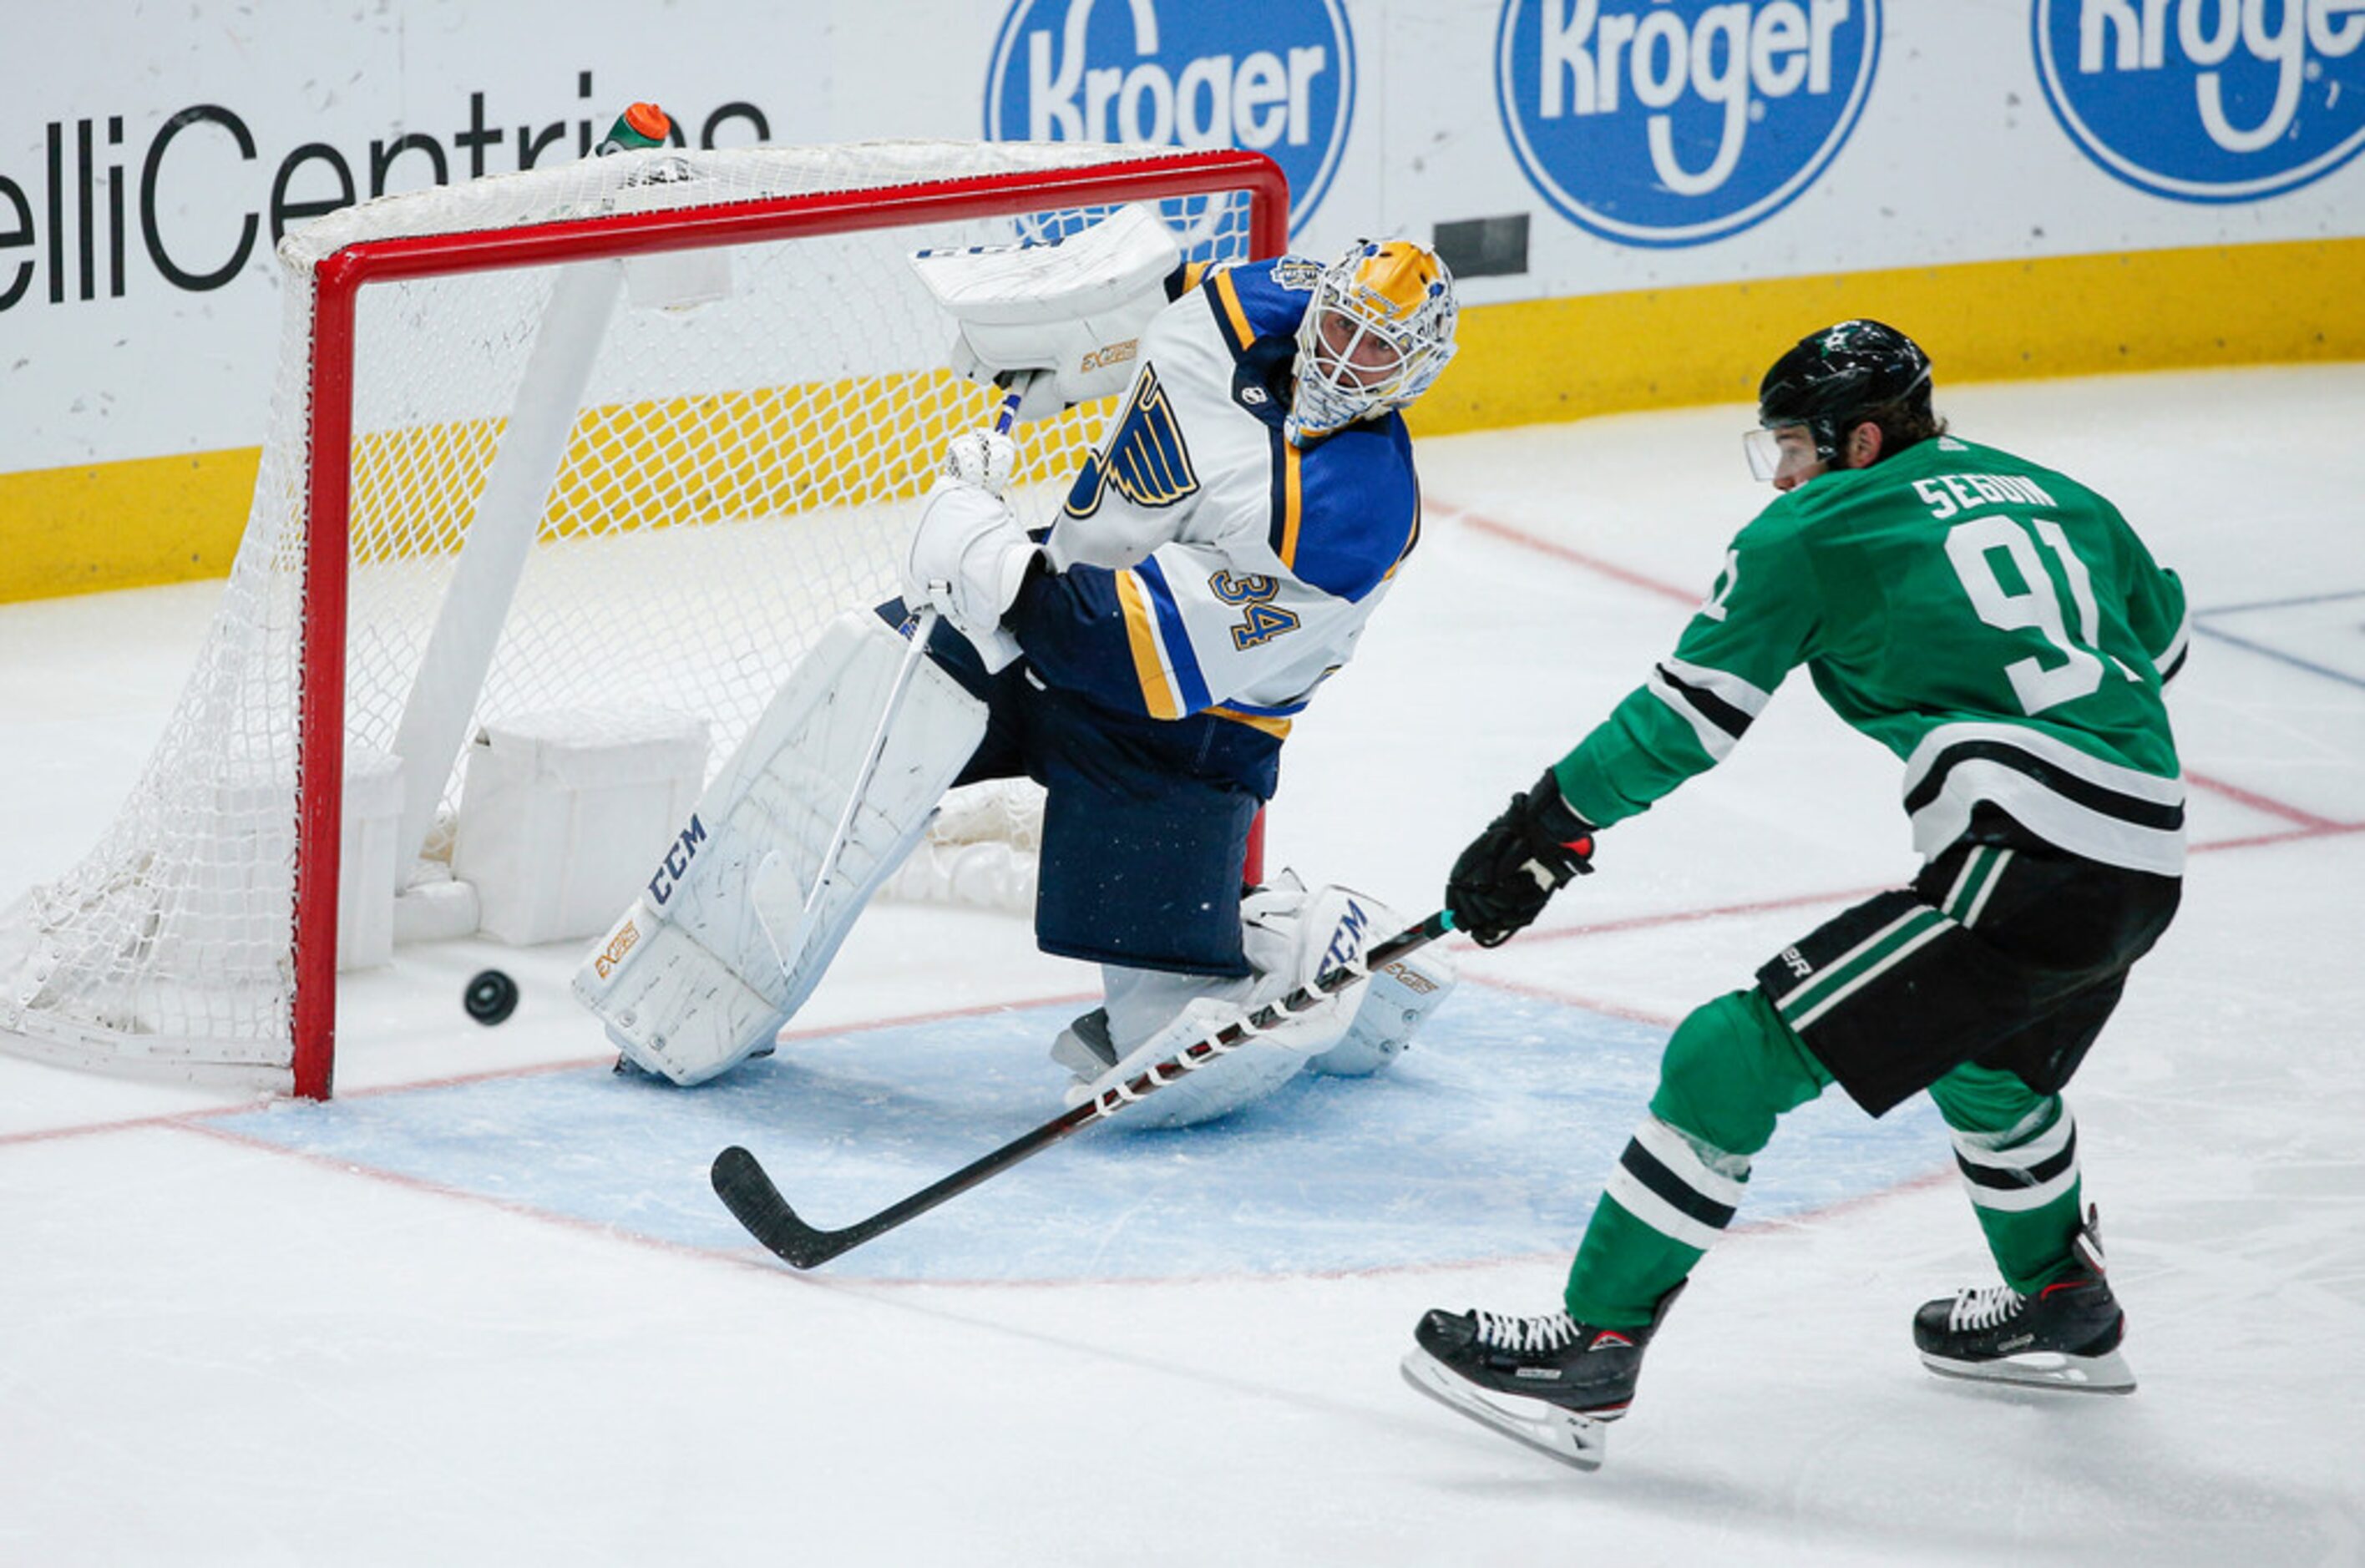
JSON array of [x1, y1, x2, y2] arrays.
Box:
[[1753, 319, 1933, 468]]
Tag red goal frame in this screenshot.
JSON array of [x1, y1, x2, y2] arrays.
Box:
[[289, 149, 1289, 1097]]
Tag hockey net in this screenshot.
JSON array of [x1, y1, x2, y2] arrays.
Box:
[[0, 139, 1284, 1095]]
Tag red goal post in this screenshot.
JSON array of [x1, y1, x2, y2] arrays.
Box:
[[0, 142, 1287, 1100]]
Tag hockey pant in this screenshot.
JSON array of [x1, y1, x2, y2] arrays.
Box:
[[1562, 837, 2179, 1328]]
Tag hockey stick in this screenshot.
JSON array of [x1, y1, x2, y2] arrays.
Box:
[[712, 909, 1455, 1268]]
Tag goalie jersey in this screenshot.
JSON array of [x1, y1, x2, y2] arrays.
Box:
[[1553, 434, 2191, 876], [1005, 255, 1421, 740]]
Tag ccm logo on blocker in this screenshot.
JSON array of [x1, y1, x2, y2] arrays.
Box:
[[1496, 0, 1881, 247], [2034, 0, 2365, 200], [985, 0, 1357, 232]]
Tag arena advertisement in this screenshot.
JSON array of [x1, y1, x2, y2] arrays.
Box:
[[1493, 0, 1883, 247], [0, 0, 2360, 599], [2033, 0, 2365, 200]]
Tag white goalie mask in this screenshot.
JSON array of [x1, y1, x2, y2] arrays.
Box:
[[1285, 239, 1460, 448]]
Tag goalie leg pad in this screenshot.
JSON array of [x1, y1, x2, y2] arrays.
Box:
[[1078, 984, 1307, 1131], [1241, 872, 1457, 1076], [1308, 922, 1459, 1078], [1065, 873, 1444, 1127], [578, 908, 783, 1085], [572, 612, 986, 1085]]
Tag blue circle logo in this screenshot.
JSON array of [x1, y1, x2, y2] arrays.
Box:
[[1495, 0, 1881, 248], [2033, 0, 2365, 202], [985, 0, 1356, 235]]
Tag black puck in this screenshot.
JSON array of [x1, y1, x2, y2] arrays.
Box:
[[463, 969, 519, 1025]]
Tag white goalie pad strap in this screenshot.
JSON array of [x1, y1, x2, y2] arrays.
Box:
[[571, 612, 986, 1084], [910, 205, 1182, 421]]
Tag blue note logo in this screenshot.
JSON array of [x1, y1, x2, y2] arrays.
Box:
[[1496, 0, 1882, 248], [2033, 0, 2365, 201], [985, 0, 1356, 232]]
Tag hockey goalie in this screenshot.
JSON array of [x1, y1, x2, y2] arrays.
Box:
[[573, 205, 1464, 1128]]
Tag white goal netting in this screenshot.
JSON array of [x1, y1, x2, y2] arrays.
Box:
[[0, 139, 1274, 1090]]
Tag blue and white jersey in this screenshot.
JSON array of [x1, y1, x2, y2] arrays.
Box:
[[1005, 256, 1424, 740]]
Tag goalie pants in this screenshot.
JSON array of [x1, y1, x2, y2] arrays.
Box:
[[1562, 834, 2180, 1328], [889, 604, 1279, 978]]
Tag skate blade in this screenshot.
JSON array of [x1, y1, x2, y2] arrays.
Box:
[[1919, 1345, 2136, 1395], [1399, 1350, 1610, 1471]]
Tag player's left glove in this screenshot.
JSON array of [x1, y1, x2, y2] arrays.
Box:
[[1445, 770, 1596, 948]]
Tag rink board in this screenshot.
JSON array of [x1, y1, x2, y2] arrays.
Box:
[[214, 986, 1947, 1282]]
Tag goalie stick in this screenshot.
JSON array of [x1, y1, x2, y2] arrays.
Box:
[[762, 375, 1038, 970], [711, 910, 1455, 1268]]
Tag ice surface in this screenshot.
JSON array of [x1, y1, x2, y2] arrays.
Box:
[[3, 367, 2359, 1565]]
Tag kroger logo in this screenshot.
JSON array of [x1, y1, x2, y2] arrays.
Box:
[[2034, 0, 2365, 201], [1496, 0, 1881, 247], [985, 0, 1355, 232]]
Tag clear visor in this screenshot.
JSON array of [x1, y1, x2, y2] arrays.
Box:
[[1742, 426, 1782, 482], [1742, 422, 1818, 483]]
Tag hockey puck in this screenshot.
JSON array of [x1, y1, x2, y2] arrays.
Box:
[[463, 969, 519, 1026]]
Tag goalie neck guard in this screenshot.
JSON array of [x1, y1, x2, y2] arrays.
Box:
[[1285, 239, 1458, 448]]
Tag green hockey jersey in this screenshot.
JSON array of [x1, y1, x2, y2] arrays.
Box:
[[1553, 433, 2189, 875]]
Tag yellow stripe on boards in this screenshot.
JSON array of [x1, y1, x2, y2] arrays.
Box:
[[0, 447, 259, 602], [0, 372, 1112, 601], [1114, 569, 1182, 720], [1405, 235, 2365, 437], [8, 238, 2363, 606]]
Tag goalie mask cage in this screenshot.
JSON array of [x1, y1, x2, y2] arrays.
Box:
[[0, 140, 1287, 1099]]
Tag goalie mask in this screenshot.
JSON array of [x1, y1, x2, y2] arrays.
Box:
[[1745, 318, 1933, 481], [1286, 239, 1459, 448]]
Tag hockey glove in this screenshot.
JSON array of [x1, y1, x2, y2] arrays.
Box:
[[1445, 770, 1596, 948], [939, 427, 1016, 498], [903, 478, 1039, 668]]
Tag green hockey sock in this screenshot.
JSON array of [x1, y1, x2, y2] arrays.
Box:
[[1565, 989, 1831, 1326], [1927, 1062, 2084, 1292]]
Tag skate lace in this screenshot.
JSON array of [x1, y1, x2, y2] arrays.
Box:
[[1947, 1283, 2026, 1333], [1471, 1309, 1582, 1353]]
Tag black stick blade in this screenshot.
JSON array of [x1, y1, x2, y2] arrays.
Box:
[[711, 1145, 838, 1269]]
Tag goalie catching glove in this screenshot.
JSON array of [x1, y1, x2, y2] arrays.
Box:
[[1446, 769, 1597, 948]]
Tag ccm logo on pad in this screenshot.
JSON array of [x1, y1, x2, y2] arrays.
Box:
[[646, 815, 710, 907]]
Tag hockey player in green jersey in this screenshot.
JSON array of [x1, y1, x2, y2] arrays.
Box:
[[1400, 320, 2189, 1471]]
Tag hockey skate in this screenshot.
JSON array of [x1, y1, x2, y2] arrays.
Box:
[[1913, 1206, 2135, 1394], [1400, 1284, 1684, 1472]]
